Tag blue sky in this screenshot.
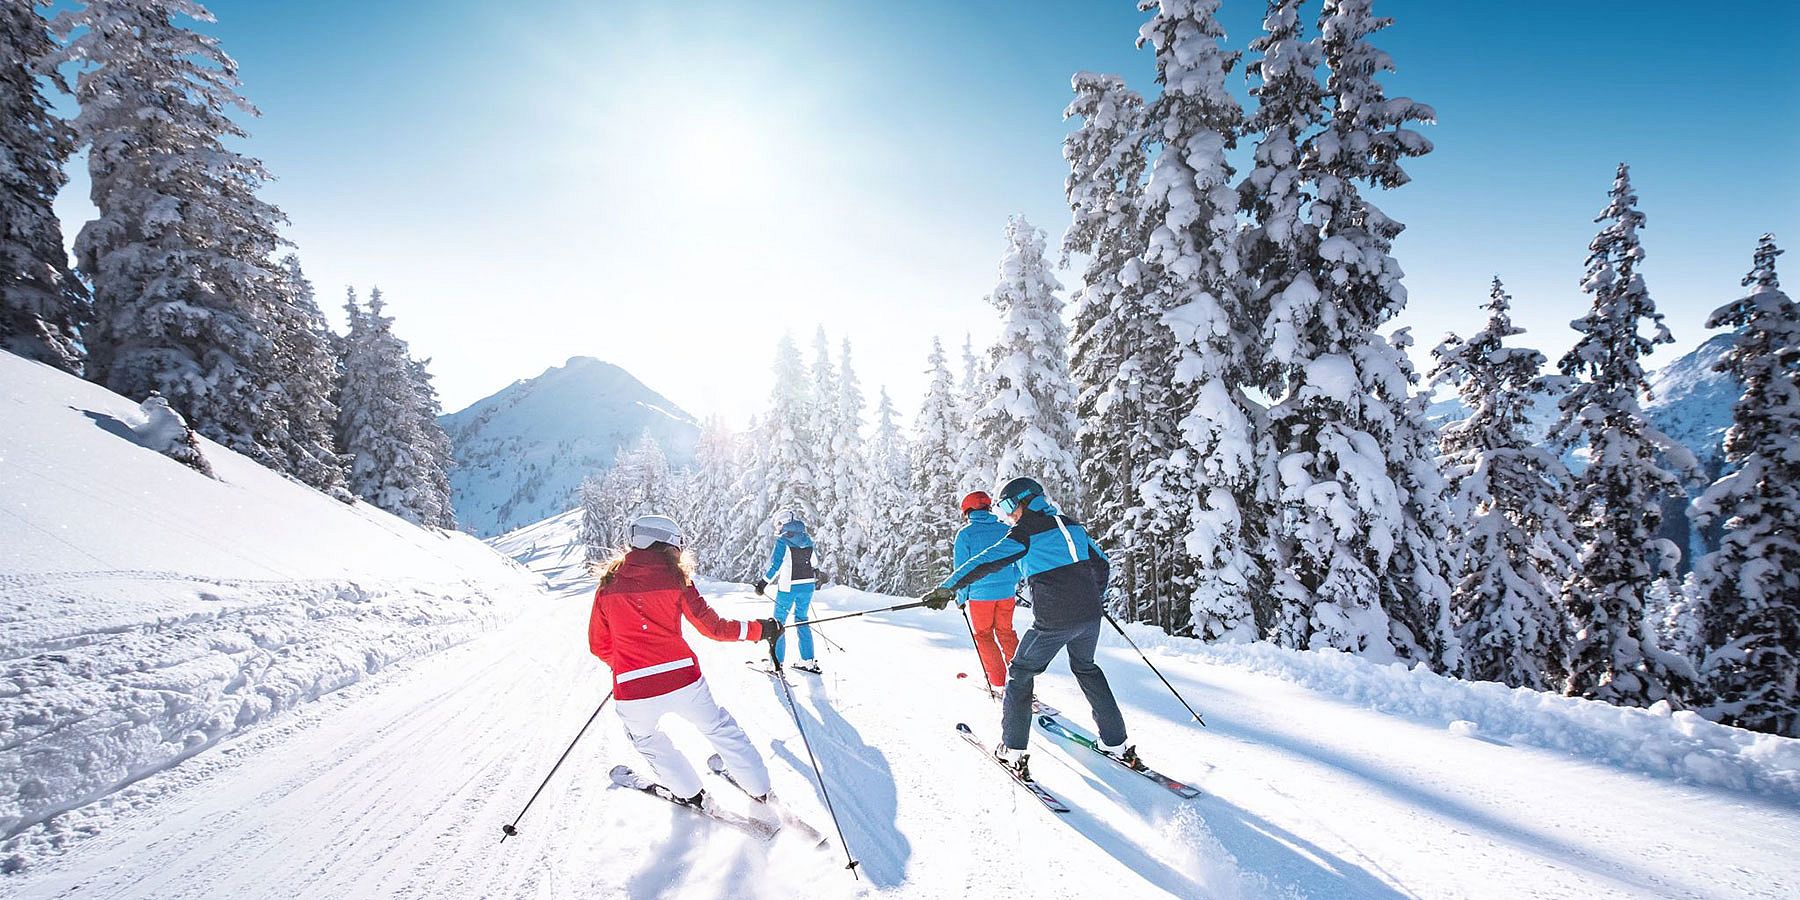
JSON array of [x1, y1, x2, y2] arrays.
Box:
[[52, 0, 1800, 420]]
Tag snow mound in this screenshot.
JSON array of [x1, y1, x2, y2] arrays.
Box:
[[0, 351, 544, 846], [1110, 622, 1800, 800]]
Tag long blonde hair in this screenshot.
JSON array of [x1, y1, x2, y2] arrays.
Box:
[[593, 542, 697, 590]]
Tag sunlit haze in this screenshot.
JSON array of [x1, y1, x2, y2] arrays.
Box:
[[51, 0, 1800, 422]]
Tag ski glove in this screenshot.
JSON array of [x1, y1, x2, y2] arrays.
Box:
[[756, 618, 783, 642], [921, 587, 956, 611], [753, 579, 768, 596]]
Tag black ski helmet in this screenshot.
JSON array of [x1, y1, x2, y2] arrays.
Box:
[[995, 476, 1045, 515]]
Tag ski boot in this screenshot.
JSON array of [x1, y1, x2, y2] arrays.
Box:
[[1100, 740, 1147, 772], [790, 660, 822, 674], [995, 744, 1033, 781]]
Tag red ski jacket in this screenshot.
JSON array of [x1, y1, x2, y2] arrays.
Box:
[[589, 550, 768, 700]]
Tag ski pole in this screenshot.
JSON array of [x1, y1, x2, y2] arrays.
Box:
[[958, 602, 995, 699], [500, 690, 614, 842], [790, 599, 931, 629], [1104, 614, 1206, 727], [767, 637, 860, 878]]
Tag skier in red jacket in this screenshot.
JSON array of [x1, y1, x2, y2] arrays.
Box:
[[589, 514, 783, 809]]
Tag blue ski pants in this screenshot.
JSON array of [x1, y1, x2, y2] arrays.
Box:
[[771, 583, 815, 663], [1001, 617, 1127, 750]]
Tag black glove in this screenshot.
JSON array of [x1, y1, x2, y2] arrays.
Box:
[[814, 570, 829, 586], [753, 579, 767, 596], [756, 618, 782, 642], [921, 587, 956, 611]]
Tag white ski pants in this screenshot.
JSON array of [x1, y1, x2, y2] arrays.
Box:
[[614, 676, 771, 799]]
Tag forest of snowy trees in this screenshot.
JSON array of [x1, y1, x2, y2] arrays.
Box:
[[3, 1, 1792, 738], [574, 0, 1796, 739], [0, 0, 454, 527]]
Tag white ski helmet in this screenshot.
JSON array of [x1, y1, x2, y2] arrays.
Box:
[[628, 514, 684, 550]]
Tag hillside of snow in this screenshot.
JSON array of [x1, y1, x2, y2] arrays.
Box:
[[438, 356, 701, 537], [0, 351, 543, 862], [1645, 332, 1739, 473], [4, 504, 1793, 897]]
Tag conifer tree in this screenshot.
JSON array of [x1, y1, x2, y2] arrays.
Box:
[[1257, 0, 1441, 660], [971, 216, 1081, 511], [1, 2, 87, 372], [806, 328, 841, 564], [679, 417, 742, 571], [1553, 164, 1696, 707], [267, 255, 349, 499], [1690, 235, 1800, 735], [55, 0, 291, 466], [408, 355, 457, 528], [1062, 69, 1158, 620], [904, 339, 965, 592], [863, 387, 912, 592], [1134, 0, 1260, 639], [1432, 279, 1576, 688], [955, 335, 995, 494], [831, 338, 871, 588], [337, 288, 442, 526], [1237, 0, 1325, 645], [579, 474, 611, 565]]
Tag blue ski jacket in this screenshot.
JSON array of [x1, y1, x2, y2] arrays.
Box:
[[953, 509, 1021, 604], [763, 522, 817, 592], [939, 496, 1109, 630]]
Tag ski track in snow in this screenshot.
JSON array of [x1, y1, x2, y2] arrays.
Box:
[[3, 549, 1797, 898]]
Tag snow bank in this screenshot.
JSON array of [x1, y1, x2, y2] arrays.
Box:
[[0, 351, 544, 841], [1109, 622, 1800, 801]]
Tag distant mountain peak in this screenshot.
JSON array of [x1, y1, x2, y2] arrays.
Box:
[[439, 359, 699, 537]]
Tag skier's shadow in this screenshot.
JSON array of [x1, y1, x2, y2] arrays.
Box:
[[763, 677, 912, 888]]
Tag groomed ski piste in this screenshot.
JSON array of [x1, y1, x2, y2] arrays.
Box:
[[3, 352, 1799, 899]]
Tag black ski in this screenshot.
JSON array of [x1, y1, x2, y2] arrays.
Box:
[[1035, 715, 1201, 798], [706, 754, 829, 847], [954, 723, 1069, 813], [608, 765, 780, 840], [744, 659, 793, 683]]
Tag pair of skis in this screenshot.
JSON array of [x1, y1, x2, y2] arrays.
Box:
[[607, 758, 828, 847], [955, 712, 1201, 813]]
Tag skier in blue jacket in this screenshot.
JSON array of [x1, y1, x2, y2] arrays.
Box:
[[953, 491, 1022, 690], [923, 477, 1135, 779], [753, 513, 820, 673]]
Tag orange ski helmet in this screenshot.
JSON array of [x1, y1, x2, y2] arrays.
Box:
[[960, 491, 993, 516]]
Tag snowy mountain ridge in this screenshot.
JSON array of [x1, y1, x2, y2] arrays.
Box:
[[438, 356, 702, 537]]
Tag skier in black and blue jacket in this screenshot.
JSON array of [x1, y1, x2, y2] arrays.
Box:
[[923, 476, 1136, 779]]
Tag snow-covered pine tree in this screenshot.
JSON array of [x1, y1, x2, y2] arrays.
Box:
[[1133, 0, 1263, 640], [954, 335, 995, 494], [1, 1, 87, 372], [862, 386, 912, 592], [407, 355, 457, 529], [723, 414, 772, 578], [971, 216, 1082, 512], [724, 338, 816, 577], [266, 255, 350, 500], [1255, 0, 1442, 661], [1552, 164, 1696, 708], [678, 417, 742, 572], [1431, 279, 1577, 689], [903, 339, 965, 593], [1380, 327, 1461, 671], [578, 474, 610, 565], [1237, 0, 1324, 646], [337, 288, 434, 526], [806, 328, 841, 567], [1689, 235, 1800, 736], [55, 0, 292, 467], [1061, 70, 1157, 621], [831, 338, 871, 588]]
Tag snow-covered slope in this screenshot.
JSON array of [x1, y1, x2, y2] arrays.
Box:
[[438, 357, 701, 538], [0, 351, 543, 856], [5, 504, 1794, 898], [1646, 332, 1739, 471]]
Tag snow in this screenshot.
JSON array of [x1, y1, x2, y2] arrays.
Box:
[[3, 487, 1795, 897], [0, 351, 539, 859]]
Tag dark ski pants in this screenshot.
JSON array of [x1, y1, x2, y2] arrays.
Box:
[[1001, 617, 1127, 750]]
